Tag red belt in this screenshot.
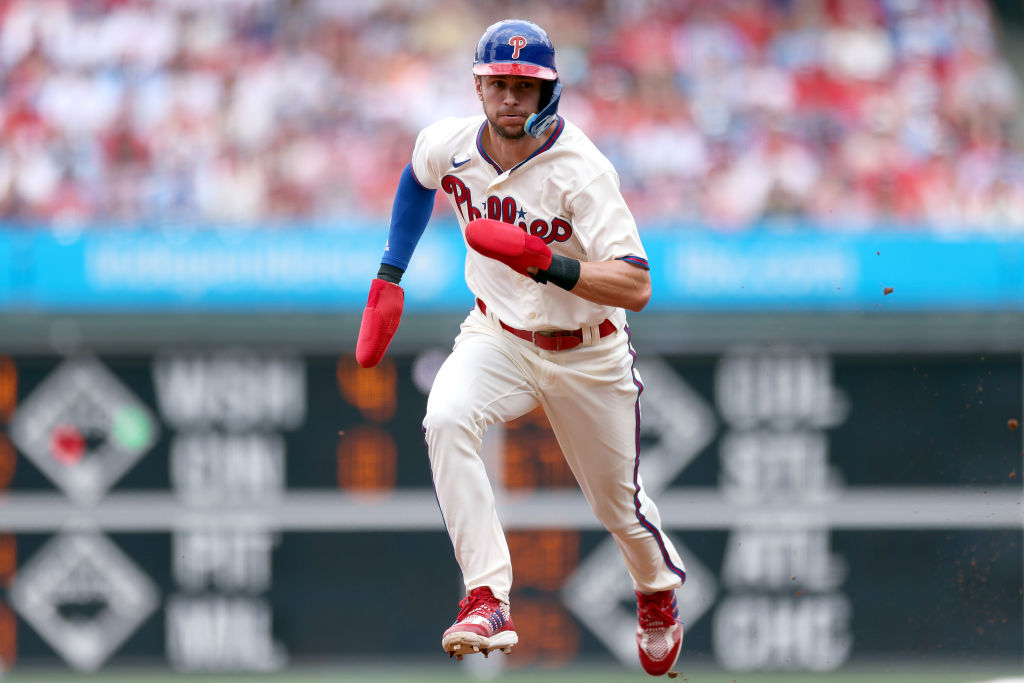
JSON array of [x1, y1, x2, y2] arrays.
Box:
[[476, 298, 616, 351]]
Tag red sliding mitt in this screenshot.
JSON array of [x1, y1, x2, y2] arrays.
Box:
[[355, 278, 404, 368], [465, 218, 552, 276]]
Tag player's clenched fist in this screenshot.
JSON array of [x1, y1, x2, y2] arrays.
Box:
[[355, 278, 404, 368], [465, 218, 552, 276], [465, 218, 581, 291]]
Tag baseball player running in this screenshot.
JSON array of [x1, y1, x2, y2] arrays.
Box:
[[356, 19, 685, 677]]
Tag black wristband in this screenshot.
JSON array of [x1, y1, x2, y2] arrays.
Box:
[[377, 263, 404, 284], [531, 254, 580, 291]]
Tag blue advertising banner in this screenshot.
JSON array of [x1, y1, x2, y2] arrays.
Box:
[[645, 230, 1023, 312], [0, 223, 1020, 313], [16, 225, 471, 312]]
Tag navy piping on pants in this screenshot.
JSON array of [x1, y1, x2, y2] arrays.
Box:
[[626, 325, 687, 584], [423, 424, 454, 547]]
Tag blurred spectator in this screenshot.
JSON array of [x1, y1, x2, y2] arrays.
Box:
[[0, 0, 1022, 232]]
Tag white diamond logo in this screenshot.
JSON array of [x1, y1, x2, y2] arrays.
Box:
[[9, 530, 159, 671], [10, 357, 158, 505]]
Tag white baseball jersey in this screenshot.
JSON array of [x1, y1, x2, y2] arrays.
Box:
[[410, 114, 648, 332]]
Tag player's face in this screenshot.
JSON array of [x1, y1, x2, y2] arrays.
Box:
[[476, 75, 543, 140]]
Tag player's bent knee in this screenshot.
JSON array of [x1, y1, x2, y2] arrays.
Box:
[[423, 407, 485, 443]]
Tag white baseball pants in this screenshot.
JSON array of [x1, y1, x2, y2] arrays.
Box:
[[423, 308, 686, 603]]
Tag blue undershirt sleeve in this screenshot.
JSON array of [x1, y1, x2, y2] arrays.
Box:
[[380, 163, 436, 272]]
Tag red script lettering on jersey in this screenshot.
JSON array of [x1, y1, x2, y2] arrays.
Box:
[[442, 175, 482, 222], [441, 175, 574, 244]]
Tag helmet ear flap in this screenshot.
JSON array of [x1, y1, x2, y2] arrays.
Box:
[[540, 80, 556, 110], [525, 79, 562, 138]]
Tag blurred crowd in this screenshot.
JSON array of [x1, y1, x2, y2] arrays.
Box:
[[1, 0, 1023, 232]]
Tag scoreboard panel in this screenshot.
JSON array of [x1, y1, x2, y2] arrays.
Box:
[[0, 348, 1020, 673]]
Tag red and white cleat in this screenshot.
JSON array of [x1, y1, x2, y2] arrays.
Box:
[[635, 589, 683, 677], [442, 586, 518, 660]]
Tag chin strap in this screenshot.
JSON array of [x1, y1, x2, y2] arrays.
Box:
[[525, 80, 562, 138]]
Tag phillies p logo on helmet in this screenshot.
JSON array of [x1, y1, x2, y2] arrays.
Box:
[[508, 35, 527, 60]]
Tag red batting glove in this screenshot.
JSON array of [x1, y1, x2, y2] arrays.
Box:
[[465, 218, 552, 276], [355, 278, 404, 368]]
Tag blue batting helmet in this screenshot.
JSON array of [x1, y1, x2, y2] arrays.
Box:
[[473, 19, 558, 81], [473, 19, 562, 138]]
